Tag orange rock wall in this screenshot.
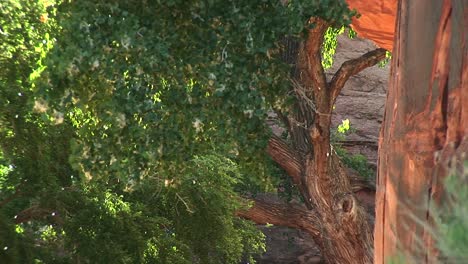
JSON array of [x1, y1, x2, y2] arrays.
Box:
[[346, 0, 397, 51]]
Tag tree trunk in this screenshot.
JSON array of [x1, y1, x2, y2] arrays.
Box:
[[375, 0, 468, 263], [239, 18, 387, 263]]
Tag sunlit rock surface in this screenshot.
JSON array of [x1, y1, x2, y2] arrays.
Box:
[[347, 0, 397, 51]]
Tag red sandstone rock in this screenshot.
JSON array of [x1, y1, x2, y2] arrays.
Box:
[[346, 0, 397, 51]]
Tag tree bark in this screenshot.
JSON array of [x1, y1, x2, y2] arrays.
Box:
[[239, 18, 387, 263], [375, 0, 468, 263], [237, 194, 319, 237]]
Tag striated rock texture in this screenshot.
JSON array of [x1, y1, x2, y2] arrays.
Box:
[[257, 226, 322, 264], [375, 1, 468, 262]]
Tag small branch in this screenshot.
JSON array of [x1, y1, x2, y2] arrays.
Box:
[[176, 193, 194, 213], [14, 205, 63, 225], [291, 78, 317, 113], [273, 108, 292, 136], [237, 194, 320, 236], [329, 48, 387, 104]]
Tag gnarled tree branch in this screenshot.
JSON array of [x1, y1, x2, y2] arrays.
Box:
[[267, 135, 303, 184], [237, 194, 320, 237], [267, 135, 375, 196], [267, 135, 315, 209], [329, 48, 387, 104]]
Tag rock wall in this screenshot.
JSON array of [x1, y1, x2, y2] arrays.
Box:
[[329, 34, 390, 169], [346, 0, 397, 51]]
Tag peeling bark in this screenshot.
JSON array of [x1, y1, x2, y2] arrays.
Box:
[[267, 135, 303, 185], [237, 195, 320, 237]]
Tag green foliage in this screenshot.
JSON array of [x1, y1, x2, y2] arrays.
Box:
[[331, 118, 356, 142], [347, 27, 358, 39], [432, 162, 468, 262], [322, 26, 345, 69], [321, 26, 360, 69], [335, 147, 374, 179], [145, 155, 266, 264], [0, 0, 357, 263], [337, 118, 351, 134], [378, 50, 392, 68], [60, 185, 191, 264], [331, 119, 374, 179], [387, 162, 468, 264]]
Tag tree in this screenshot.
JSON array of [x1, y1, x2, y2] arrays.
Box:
[[1, 0, 387, 263], [375, 0, 468, 263], [237, 18, 386, 263], [1, 1, 266, 263]]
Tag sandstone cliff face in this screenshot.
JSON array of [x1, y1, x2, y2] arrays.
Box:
[[346, 0, 397, 51], [255, 34, 389, 264]]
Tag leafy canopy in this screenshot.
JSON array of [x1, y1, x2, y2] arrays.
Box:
[[0, 0, 355, 263]]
